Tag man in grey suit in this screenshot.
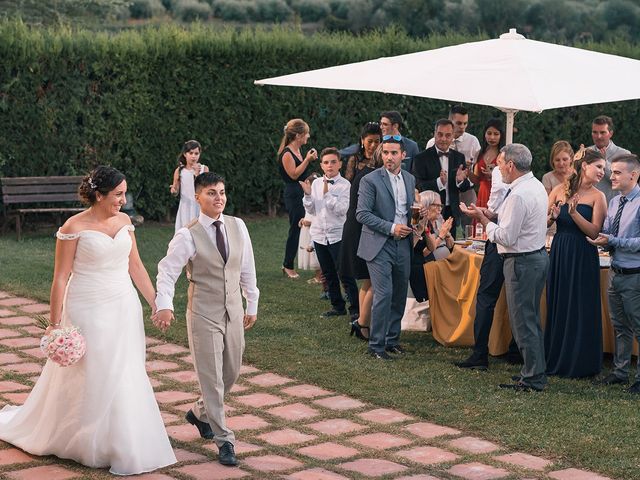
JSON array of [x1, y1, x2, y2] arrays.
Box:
[[590, 115, 630, 201], [356, 135, 416, 360]]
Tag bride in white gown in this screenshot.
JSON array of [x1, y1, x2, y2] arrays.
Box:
[[0, 166, 176, 475]]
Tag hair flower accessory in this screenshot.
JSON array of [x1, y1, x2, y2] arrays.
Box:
[[88, 177, 97, 190]]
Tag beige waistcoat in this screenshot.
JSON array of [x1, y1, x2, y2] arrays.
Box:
[[186, 216, 244, 323]]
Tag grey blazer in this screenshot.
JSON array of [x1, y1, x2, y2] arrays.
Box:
[[356, 167, 416, 262], [590, 141, 631, 201]]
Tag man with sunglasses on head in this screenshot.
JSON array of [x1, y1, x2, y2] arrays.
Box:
[[339, 111, 419, 172], [356, 135, 416, 360], [412, 118, 471, 238]]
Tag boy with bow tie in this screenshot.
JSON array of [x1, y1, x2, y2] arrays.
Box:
[[301, 147, 359, 318]]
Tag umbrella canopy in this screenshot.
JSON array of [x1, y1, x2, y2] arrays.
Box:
[[255, 29, 640, 143]]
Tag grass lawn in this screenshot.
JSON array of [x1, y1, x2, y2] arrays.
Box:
[[0, 217, 637, 480]]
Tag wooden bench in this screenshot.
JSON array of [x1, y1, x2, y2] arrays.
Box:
[[1, 176, 85, 240]]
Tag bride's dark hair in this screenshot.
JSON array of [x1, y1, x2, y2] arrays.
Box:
[[78, 166, 126, 205]]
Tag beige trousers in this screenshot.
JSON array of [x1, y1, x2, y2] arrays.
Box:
[[186, 310, 245, 447]]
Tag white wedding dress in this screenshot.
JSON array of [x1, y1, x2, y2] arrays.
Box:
[[0, 225, 176, 475]]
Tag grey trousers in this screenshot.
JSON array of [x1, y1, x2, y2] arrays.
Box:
[[503, 250, 549, 390], [367, 237, 412, 353], [608, 271, 640, 381], [187, 310, 245, 447]]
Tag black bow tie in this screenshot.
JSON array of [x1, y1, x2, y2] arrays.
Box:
[[438, 151, 449, 157], [324, 179, 335, 185]]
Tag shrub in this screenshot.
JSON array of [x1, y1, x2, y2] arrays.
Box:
[[173, 0, 212, 21], [255, 0, 292, 22], [212, 0, 254, 22], [293, 0, 330, 22], [129, 0, 166, 19]]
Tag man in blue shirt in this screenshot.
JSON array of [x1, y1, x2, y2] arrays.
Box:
[[589, 154, 640, 394]]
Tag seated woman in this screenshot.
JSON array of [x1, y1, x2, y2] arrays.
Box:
[[410, 190, 454, 302]]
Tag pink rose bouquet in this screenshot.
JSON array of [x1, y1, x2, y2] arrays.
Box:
[[40, 326, 86, 367]]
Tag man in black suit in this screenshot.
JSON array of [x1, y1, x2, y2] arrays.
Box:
[[412, 119, 470, 237]]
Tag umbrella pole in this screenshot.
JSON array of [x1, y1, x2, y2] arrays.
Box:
[[503, 109, 517, 145]]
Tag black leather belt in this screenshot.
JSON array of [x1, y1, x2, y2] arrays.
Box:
[[611, 266, 640, 275], [501, 247, 545, 259]]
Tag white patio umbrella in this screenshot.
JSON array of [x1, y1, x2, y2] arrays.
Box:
[[255, 29, 640, 144]]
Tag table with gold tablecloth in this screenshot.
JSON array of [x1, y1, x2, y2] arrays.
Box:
[[424, 245, 638, 356]]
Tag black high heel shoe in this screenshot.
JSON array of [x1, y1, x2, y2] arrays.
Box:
[[349, 319, 369, 341]]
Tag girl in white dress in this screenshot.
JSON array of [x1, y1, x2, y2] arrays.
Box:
[[170, 140, 209, 232], [0, 166, 176, 475]]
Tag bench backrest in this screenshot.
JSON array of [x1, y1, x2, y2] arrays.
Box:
[[1, 176, 84, 205]]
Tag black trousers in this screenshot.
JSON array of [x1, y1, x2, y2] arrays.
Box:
[[473, 240, 519, 356], [282, 184, 305, 269], [314, 240, 359, 314]]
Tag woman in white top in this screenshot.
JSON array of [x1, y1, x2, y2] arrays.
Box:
[[170, 140, 209, 231]]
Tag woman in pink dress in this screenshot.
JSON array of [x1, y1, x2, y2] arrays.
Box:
[[471, 118, 505, 208]]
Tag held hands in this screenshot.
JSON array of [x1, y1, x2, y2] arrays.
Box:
[[455, 164, 468, 183], [243, 314, 257, 330], [152, 309, 174, 333]]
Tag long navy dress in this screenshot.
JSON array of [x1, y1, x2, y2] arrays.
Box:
[[544, 204, 602, 378]]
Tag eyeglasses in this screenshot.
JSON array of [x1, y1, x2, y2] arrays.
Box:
[[382, 134, 402, 141], [431, 204, 443, 209]]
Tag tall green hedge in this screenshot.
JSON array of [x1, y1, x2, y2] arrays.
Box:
[[0, 20, 639, 219]]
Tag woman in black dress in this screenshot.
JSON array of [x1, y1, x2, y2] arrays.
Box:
[[545, 148, 607, 378], [340, 122, 382, 340], [278, 119, 318, 279]]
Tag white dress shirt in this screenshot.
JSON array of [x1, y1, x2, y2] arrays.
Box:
[[434, 150, 470, 205], [156, 213, 260, 315], [485, 172, 547, 254], [384, 168, 409, 233], [302, 174, 350, 245], [427, 132, 481, 165], [487, 163, 509, 213]]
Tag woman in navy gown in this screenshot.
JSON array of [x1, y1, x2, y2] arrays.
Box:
[[545, 148, 608, 378], [341, 122, 382, 340]]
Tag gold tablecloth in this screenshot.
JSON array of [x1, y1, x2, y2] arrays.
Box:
[[424, 246, 639, 356]]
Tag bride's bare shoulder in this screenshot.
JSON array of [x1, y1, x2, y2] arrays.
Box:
[[59, 210, 91, 234]]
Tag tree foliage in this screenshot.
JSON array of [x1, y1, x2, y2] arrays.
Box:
[[0, 21, 638, 220]]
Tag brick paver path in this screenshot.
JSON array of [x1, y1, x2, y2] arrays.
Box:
[[0, 292, 614, 480]]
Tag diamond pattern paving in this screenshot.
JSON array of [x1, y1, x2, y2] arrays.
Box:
[[338, 458, 408, 477], [493, 452, 552, 471], [267, 402, 321, 421], [256, 428, 317, 446], [396, 446, 460, 465], [245, 372, 295, 387], [446, 462, 510, 480], [242, 454, 303, 471], [281, 384, 334, 398], [0, 448, 35, 466], [285, 467, 351, 480], [175, 462, 249, 479], [0, 294, 620, 480], [4, 465, 80, 480], [348, 432, 413, 450], [296, 441, 360, 460], [447, 436, 502, 454], [548, 468, 613, 480]]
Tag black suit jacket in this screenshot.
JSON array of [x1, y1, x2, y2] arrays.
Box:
[[411, 146, 471, 220]]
